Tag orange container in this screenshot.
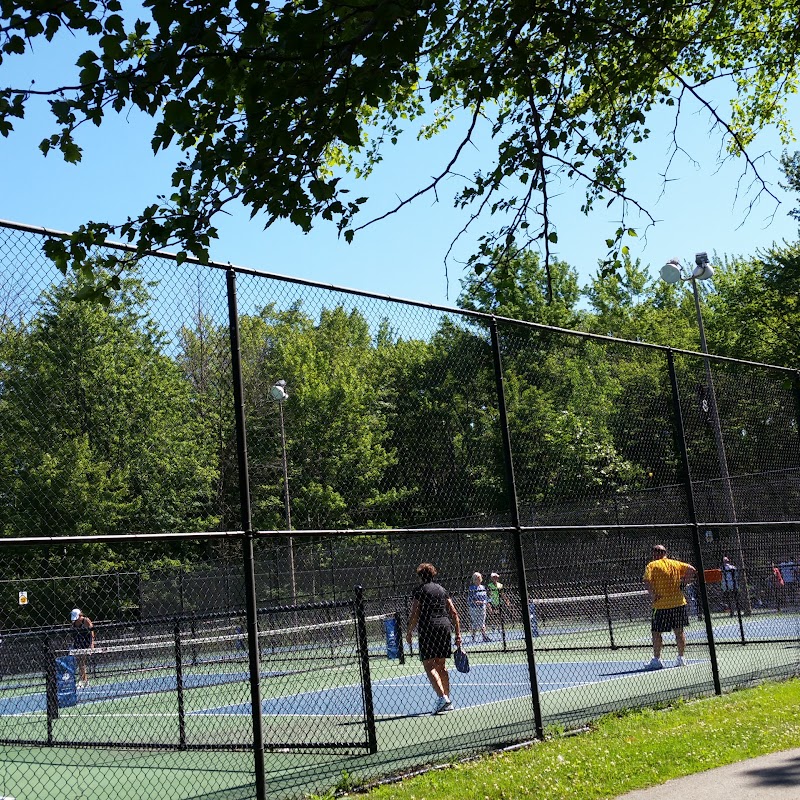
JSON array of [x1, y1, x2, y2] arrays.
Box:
[[704, 568, 723, 583]]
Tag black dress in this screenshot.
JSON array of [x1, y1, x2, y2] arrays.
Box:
[[413, 581, 453, 661]]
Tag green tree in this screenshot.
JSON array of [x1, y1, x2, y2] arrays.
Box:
[[458, 250, 582, 327], [177, 308, 239, 528], [226, 303, 401, 530], [780, 150, 800, 224], [0, 273, 220, 542], [703, 250, 800, 367], [381, 317, 506, 526], [583, 254, 700, 348], [2, 0, 798, 295]]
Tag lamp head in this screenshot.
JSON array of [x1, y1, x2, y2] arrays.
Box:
[[270, 380, 288, 402], [692, 252, 714, 280], [659, 259, 683, 285]]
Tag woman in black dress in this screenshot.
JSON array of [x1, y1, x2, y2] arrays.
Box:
[[406, 563, 462, 714]]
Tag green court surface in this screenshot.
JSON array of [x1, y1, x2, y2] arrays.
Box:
[[0, 612, 797, 800]]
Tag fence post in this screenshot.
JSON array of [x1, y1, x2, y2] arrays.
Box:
[[174, 619, 186, 749], [489, 317, 544, 739], [394, 611, 406, 665], [355, 586, 378, 753], [44, 634, 57, 744], [227, 268, 267, 800], [603, 584, 617, 650], [666, 349, 721, 695]]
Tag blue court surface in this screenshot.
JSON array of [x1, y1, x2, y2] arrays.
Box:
[[0, 667, 280, 716], [687, 615, 800, 641], [0, 658, 705, 720], [198, 659, 698, 718]]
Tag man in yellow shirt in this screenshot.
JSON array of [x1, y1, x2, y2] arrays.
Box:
[[643, 544, 697, 669]]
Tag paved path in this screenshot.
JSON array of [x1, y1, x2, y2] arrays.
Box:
[[614, 748, 800, 799]]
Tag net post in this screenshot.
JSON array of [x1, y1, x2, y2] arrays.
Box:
[[733, 573, 746, 644], [394, 611, 405, 665], [44, 633, 57, 743], [174, 619, 186, 749], [354, 586, 377, 754], [603, 584, 617, 650], [499, 600, 507, 652], [190, 611, 198, 666], [404, 595, 413, 657]]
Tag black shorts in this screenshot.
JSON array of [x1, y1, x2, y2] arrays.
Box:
[[418, 625, 452, 661], [651, 606, 689, 632]]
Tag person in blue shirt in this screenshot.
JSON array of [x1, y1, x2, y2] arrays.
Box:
[[721, 556, 738, 617], [467, 572, 490, 643]]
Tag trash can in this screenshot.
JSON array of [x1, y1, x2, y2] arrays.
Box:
[[383, 617, 399, 659], [55, 655, 77, 708], [528, 603, 539, 637]]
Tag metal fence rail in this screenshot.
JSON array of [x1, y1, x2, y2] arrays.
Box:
[[0, 219, 799, 799]]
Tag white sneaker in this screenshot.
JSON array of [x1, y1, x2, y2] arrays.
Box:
[[433, 696, 451, 714], [676, 656, 686, 667], [646, 657, 664, 670]]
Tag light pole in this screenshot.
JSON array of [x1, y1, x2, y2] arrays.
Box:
[[270, 379, 296, 607], [660, 253, 752, 614]]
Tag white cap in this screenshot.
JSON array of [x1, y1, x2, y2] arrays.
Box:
[[491, 572, 500, 578], [71, 609, 81, 621]]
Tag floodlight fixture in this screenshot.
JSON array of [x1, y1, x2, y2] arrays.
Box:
[[270, 379, 289, 402], [660, 259, 683, 285], [660, 254, 714, 284]]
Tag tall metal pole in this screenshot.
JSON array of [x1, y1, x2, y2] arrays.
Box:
[[489, 317, 544, 740], [226, 270, 266, 800], [277, 399, 297, 607], [690, 279, 752, 614], [667, 349, 721, 695]]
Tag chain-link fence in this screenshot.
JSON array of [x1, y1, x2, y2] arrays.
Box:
[[0, 219, 799, 799]]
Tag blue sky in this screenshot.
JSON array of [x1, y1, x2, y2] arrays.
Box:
[[2, 31, 799, 309]]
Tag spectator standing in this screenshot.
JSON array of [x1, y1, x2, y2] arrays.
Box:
[[779, 560, 796, 604], [721, 556, 738, 617], [771, 562, 785, 611], [487, 572, 509, 619], [467, 572, 490, 643]]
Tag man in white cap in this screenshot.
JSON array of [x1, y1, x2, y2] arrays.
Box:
[[70, 608, 94, 687], [487, 572, 510, 627]]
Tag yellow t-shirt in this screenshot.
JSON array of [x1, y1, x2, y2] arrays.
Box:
[[643, 557, 690, 610]]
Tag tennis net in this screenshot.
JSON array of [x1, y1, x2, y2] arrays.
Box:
[[0, 602, 397, 750], [527, 588, 651, 648], [59, 612, 395, 696]]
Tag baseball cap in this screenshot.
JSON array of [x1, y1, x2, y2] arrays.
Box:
[[490, 572, 500, 578], [70, 608, 81, 621]]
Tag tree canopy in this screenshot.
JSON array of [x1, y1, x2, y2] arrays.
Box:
[[2, 0, 799, 297]]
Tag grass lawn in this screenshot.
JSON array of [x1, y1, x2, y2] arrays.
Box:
[[348, 678, 800, 800]]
